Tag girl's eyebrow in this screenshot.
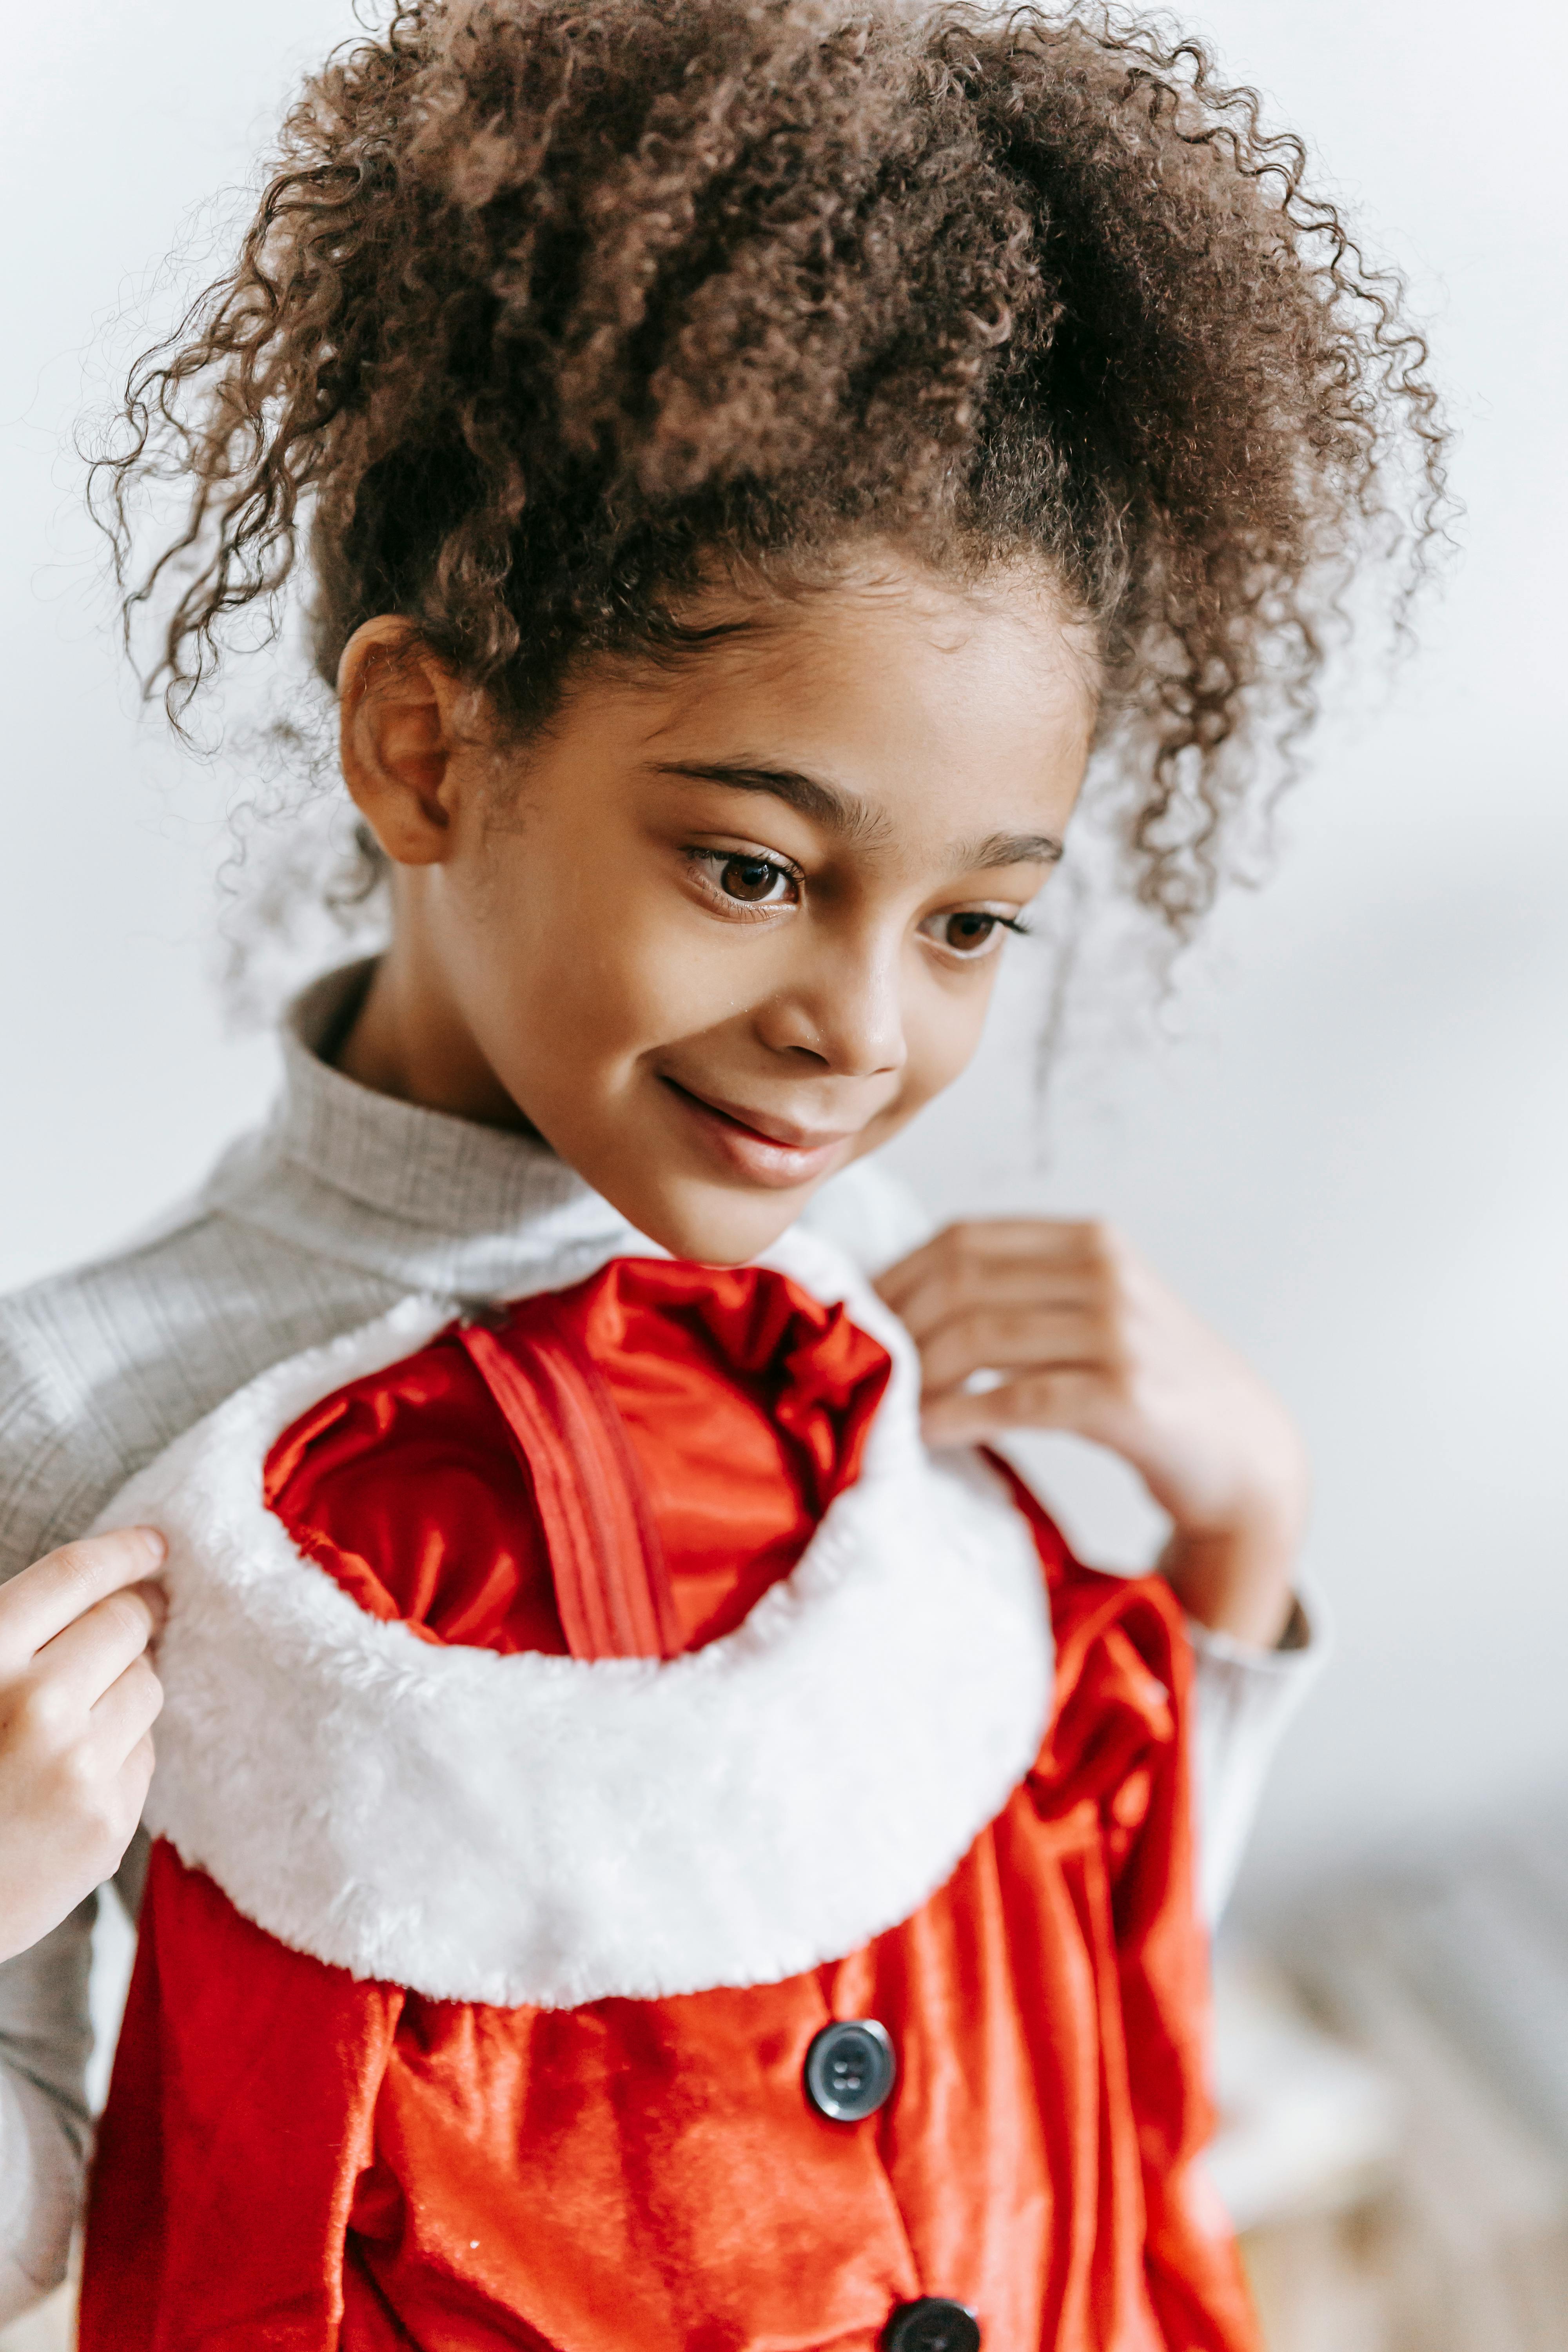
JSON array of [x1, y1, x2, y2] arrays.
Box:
[[647, 757, 889, 843], [648, 760, 1063, 869], [959, 829, 1065, 870]]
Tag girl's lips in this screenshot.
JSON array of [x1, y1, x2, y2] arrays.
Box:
[[660, 1079, 853, 1190]]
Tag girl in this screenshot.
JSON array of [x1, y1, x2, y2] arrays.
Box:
[[0, 0, 1442, 2343]]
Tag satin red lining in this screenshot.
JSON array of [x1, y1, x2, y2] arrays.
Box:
[[260, 1258, 893, 1663], [456, 1308, 681, 1662]]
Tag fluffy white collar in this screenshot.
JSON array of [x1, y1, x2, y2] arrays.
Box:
[[96, 1228, 1054, 2009]]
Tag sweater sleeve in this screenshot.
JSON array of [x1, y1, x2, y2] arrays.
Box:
[[0, 1314, 127, 2315], [0, 1195, 416, 2313], [1187, 1587, 1329, 1926], [0, 1902, 94, 2319]]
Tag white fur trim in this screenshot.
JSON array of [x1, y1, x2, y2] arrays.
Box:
[[95, 1230, 1053, 2008]]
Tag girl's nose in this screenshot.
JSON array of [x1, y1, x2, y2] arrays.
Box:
[[755, 933, 908, 1080]]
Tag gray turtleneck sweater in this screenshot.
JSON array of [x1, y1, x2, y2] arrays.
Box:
[[0, 964, 1321, 2318]]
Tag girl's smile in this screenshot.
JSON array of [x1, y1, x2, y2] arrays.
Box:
[[335, 545, 1096, 1265], [654, 1077, 858, 1190]]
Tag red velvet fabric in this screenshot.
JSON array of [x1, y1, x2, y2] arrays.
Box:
[[81, 1260, 1258, 2352]]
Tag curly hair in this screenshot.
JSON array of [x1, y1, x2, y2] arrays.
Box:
[[94, 0, 1447, 932]]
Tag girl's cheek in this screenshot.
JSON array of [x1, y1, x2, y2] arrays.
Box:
[[912, 969, 997, 1089], [552, 894, 717, 1052]]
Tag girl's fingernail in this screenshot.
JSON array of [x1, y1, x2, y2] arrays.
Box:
[[135, 1527, 167, 1563]]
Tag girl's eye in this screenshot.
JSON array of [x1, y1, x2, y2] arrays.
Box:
[[719, 855, 790, 904], [919, 908, 1027, 959], [688, 849, 799, 909]]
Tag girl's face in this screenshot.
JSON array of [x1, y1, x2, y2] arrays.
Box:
[[343, 550, 1096, 1265]]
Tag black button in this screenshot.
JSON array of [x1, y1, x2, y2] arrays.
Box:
[[803, 2018, 896, 2122], [882, 2300, 981, 2352]]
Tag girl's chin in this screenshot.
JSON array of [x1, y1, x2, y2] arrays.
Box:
[[624, 1175, 823, 1269]]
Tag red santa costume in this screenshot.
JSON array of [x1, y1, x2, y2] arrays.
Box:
[[76, 1220, 1260, 2352]]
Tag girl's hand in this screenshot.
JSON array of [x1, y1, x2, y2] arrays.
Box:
[[876, 1220, 1308, 1649], [0, 1529, 166, 1962]]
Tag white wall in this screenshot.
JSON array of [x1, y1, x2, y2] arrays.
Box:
[[2, 0, 1564, 1909]]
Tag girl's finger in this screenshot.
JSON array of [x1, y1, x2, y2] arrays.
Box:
[[916, 1304, 1112, 1398], [120, 1729, 157, 1800], [0, 1530, 166, 1670], [89, 1653, 165, 1769], [921, 1366, 1109, 1448], [875, 1219, 1105, 1312], [28, 1583, 165, 1715], [892, 1258, 1111, 1348]]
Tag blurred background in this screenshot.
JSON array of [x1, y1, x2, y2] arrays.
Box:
[[2, 0, 1565, 2343]]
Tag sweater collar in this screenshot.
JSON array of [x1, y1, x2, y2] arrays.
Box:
[[203, 960, 648, 1301]]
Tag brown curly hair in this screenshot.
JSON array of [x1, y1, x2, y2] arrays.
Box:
[[95, 0, 1447, 932]]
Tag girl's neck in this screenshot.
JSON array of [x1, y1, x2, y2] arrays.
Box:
[[333, 933, 535, 1135]]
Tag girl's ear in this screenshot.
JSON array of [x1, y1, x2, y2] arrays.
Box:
[[338, 617, 468, 867]]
